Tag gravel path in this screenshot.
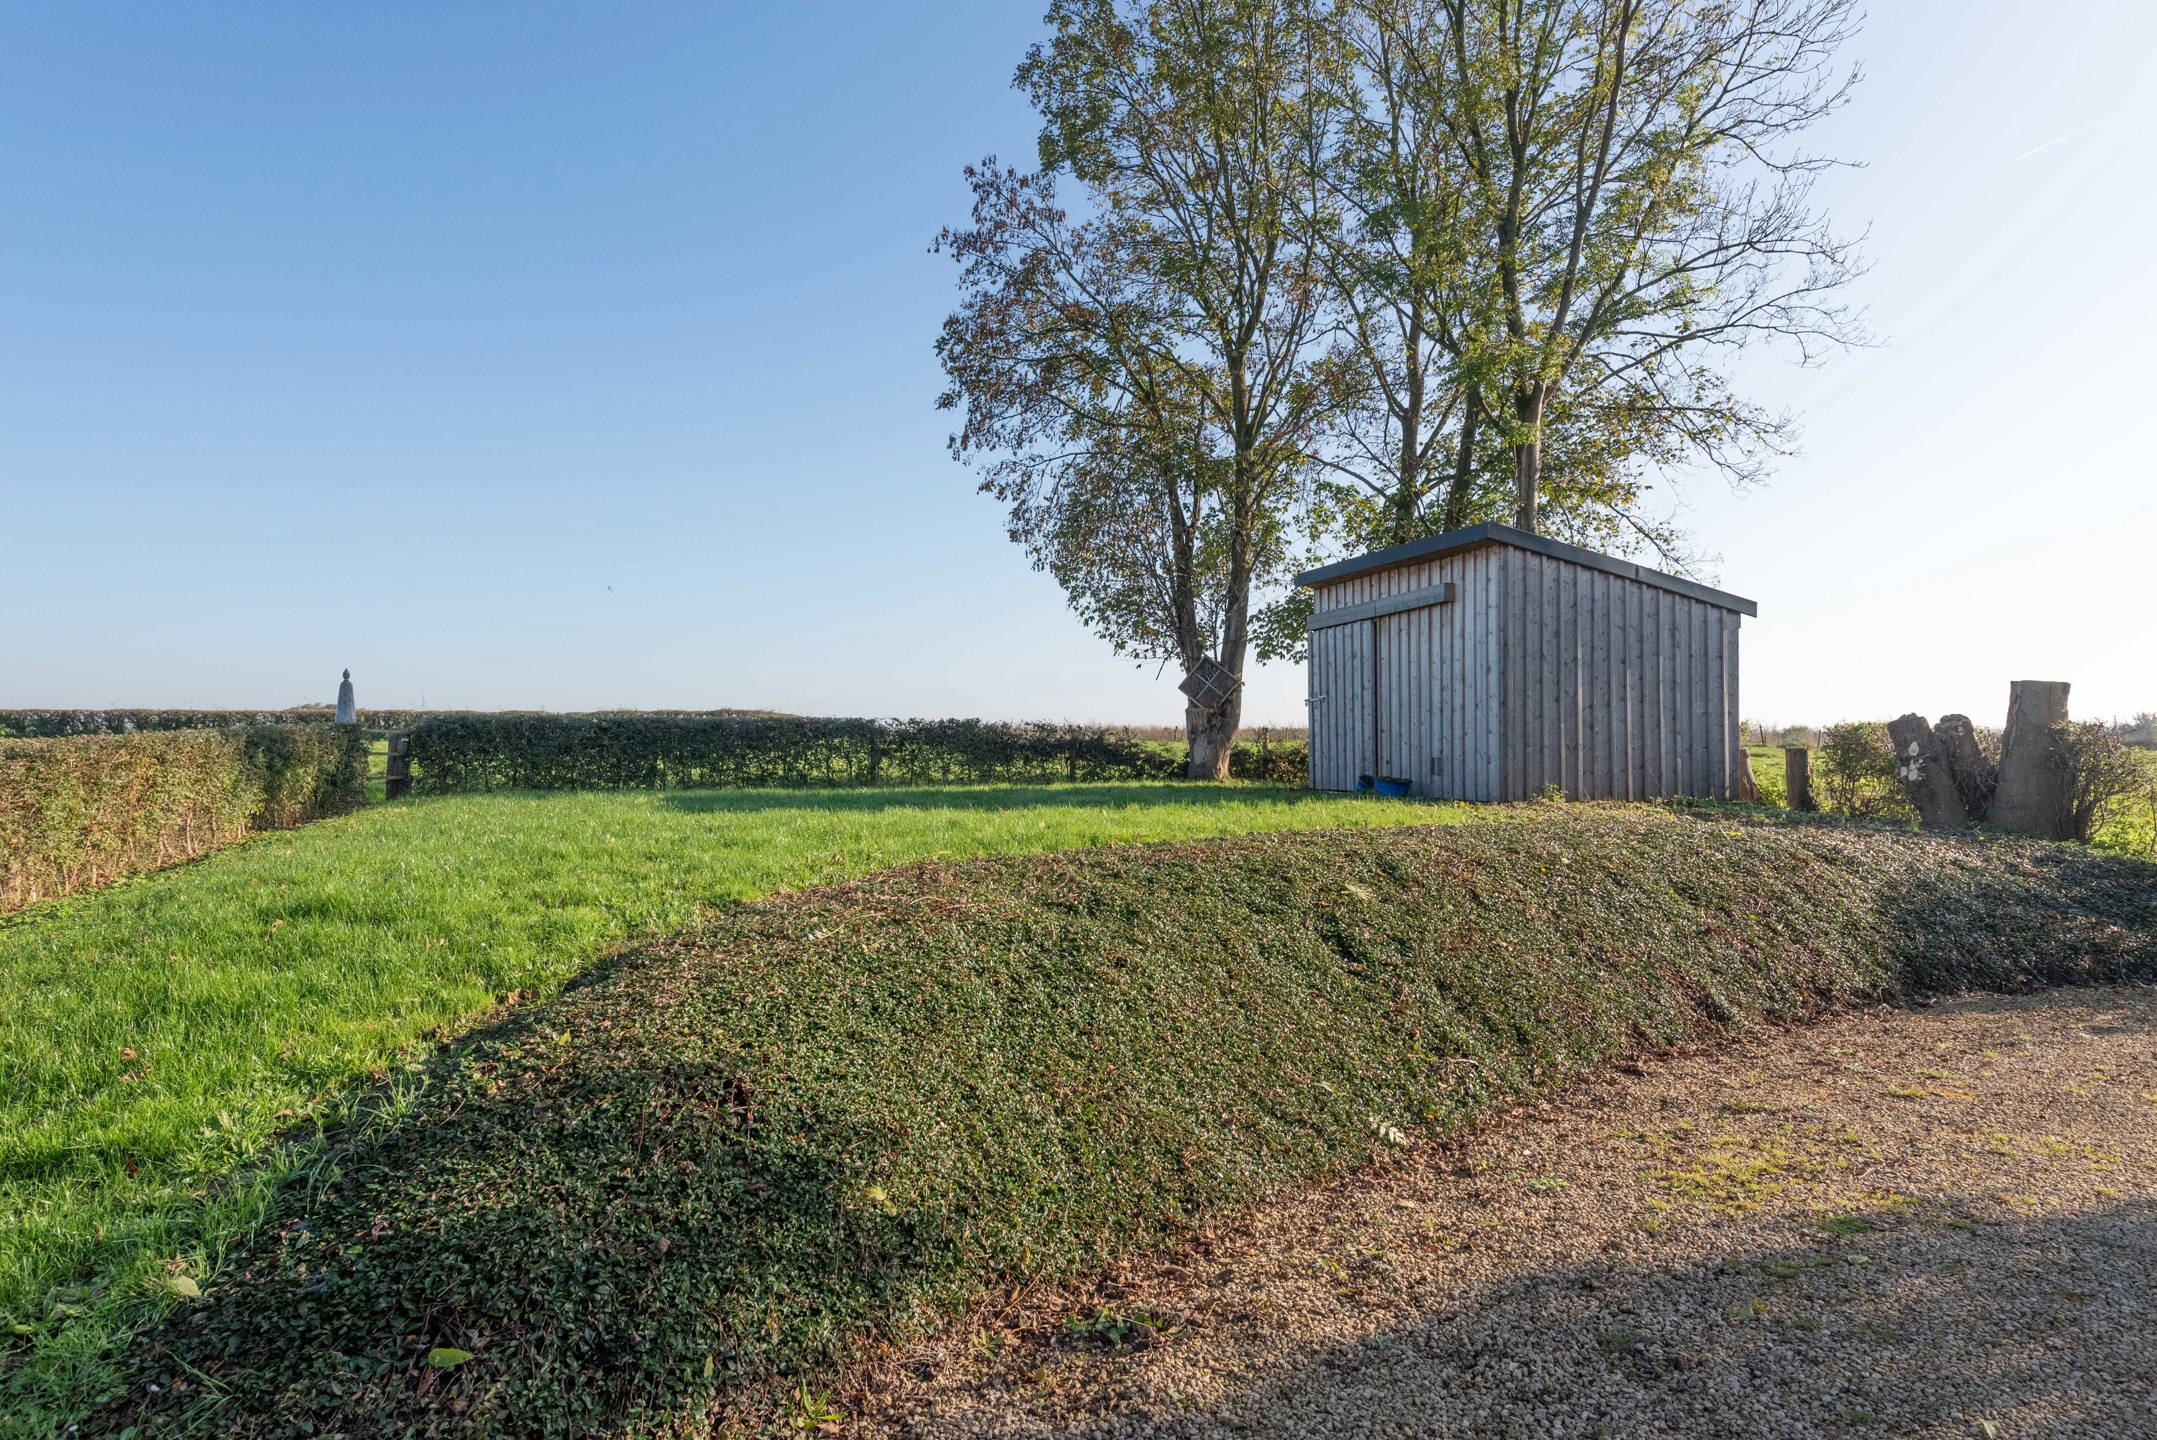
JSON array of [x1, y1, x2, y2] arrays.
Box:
[[859, 987, 2157, 1439]]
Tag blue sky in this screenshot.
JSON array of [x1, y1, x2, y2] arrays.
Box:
[[3, 2, 2153, 727]]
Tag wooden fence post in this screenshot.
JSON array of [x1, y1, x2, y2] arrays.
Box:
[[386, 731, 412, 799], [1783, 745, 1813, 812]]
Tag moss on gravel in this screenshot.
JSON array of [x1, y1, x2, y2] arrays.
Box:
[[94, 808, 2156, 1436]]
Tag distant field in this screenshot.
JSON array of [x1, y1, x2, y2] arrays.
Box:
[[0, 781, 1462, 1421]]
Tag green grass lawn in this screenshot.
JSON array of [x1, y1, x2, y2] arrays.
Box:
[[0, 781, 1464, 1421]]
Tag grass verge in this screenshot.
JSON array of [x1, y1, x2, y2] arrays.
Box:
[[0, 782, 1461, 1429], [95, 806, 2157, 1436]]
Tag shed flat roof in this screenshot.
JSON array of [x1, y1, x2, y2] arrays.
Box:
[[1294, 522, 1758, 617]]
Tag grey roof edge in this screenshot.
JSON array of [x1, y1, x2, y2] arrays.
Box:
[[1294, 522, 1758, 617]]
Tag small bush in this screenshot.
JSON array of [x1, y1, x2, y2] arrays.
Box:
[[1229, 737, 1308, 783], [0, 726, 366, 910], [2091, 753, 2157, 860], [1813, 722, 1911, 820], [2054, 721, 2149, 845]]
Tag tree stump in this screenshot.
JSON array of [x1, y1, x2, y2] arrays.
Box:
[[1934, 714, 1995, 821], [1783, 746, 1813, 812], [1988, 680, 2071, 838], [1888, 713, 1970, 828]]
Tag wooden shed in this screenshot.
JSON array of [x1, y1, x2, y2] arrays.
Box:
[[1297, 524, 1757, 802]]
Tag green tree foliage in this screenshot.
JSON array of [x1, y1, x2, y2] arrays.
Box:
[[949, 0, 1864, 697], [939, 0, 1354, 777], [1424, 0, 1867, 532]]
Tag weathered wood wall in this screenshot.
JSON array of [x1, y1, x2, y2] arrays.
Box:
[[1497, 547, 1742, 801], [1307, 538, 1744, 801], [1306, 545, 1504, 800]]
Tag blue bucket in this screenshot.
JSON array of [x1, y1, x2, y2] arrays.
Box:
[[1375, 777, 1412, 798]]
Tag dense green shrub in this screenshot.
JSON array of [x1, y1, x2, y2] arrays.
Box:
[[1814, 721, 1912, 820], [406, 715, 1266, 791], [242, 724, 371, 828], [2055, 720, 2152, 846], [1229, 736, 1308, 783], [0, 726, 366, 911], [107, 810, 2157, 1436]]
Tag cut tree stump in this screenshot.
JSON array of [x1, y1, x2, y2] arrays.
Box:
[[1934, 714, 1995, 821], [1737, 749, 1761, 803], [1988, 680, 2071, 838], [1888, 713, 1971, 829]]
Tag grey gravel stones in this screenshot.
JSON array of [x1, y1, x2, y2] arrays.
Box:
[[862, 989, 2157, 1439]]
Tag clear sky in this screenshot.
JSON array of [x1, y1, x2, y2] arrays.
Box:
[[3, 1, 2151, 729]]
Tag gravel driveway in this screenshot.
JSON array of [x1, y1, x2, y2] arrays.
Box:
[[859, 986, 2157, 1439]]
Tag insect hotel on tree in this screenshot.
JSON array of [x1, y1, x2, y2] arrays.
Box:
[[1299, 524, 1757, 802]]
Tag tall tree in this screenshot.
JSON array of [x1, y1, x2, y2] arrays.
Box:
[[940, 0, 1350, 777], [1433, 0, 1867, 531], [1313, 0, 1492, 548], [937, 166, 1252, 776]]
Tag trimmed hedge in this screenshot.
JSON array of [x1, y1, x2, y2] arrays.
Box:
[[409, 714, 1309, 791], [0, 708, 785, 739], [0, 726, 367, 911], [103, 810, 2157, 1435]]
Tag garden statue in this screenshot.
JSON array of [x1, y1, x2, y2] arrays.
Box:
[[335, 669, 356, 724]]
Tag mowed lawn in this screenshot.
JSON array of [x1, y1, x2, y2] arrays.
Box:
[[0, 782, 1464, 1402]]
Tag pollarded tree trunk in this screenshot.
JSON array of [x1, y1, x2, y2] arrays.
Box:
[[1989, 680, 2072, 838], [1185, 691, 1242, 781], [1887, 713, 1970, 829], [1934, 714, 1995, 821]]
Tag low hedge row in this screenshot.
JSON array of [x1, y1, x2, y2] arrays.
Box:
[[409, 713, 1309, 791], [0, 726, 367, 911], [0, 708, 789, 739]]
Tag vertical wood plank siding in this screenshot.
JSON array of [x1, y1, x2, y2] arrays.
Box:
[[1306, 544, 1505, 800], [1308, 538, 1744, 800]]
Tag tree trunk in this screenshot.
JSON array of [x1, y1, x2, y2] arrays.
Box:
[[1887, 713, 1970, 829], [1988, 680, 2072, 837], [1392, 314, 1426, 545], [1185, 691, 1241, 781], [1440, 387, 1480, 532], [1934, 714, 1995, 820], [1512, 385, 1543, 532]]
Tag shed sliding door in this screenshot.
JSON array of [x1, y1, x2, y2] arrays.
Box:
[[1307, 619, 1372, 790], [1375, 609, 1418, 790]]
